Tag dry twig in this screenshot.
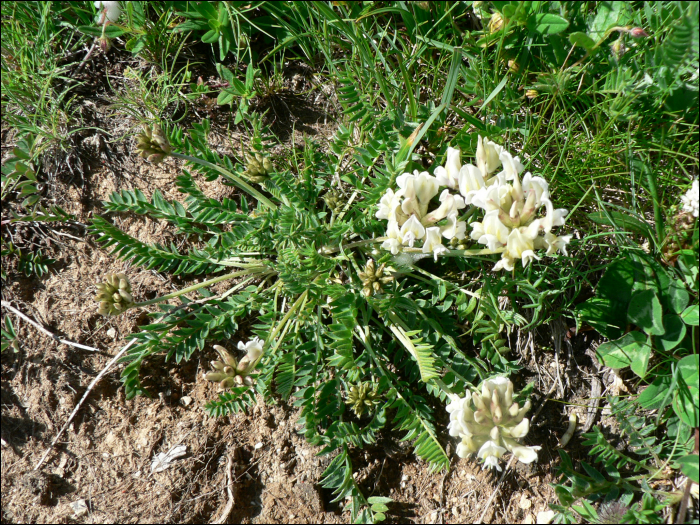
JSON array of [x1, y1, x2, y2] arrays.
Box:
[[34, 339, 137, 470], [476, 455, 515, 523], [212, 449, 237, 524], [2, 301, 101, 353]]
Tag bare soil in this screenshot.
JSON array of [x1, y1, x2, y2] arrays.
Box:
[[0, 47, 652, 524]]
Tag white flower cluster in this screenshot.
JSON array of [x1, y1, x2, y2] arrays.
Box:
[[681, 179, 699, 218], [376, 137, 572, 270], [95, 1, 121, 23], [446, 377, 540, 471]]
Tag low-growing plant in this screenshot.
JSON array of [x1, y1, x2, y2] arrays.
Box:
[[90, 68, 581, 517]]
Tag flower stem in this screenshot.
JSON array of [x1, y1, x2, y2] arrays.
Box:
[[134, 267, 270, 307], [171, 152, 277, 210], [265, 289, 309, 351]]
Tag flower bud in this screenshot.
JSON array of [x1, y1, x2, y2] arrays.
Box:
[[204, 338, 264, 391], [98, 36, 111, 53], [135, 126, 172, 165], [525, 89, 539, 100], [488, 12, 504, 33], [95, 273, 135, 316], [629, 27, 648, 38]]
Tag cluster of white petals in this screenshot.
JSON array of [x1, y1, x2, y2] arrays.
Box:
[[467, 145, 572, 271], [376, 136, 572, 270], [95, 1, 121, 23], [377, 170, 466, 260], [446, 377, 540, 471], [681, 179, 699, 218]]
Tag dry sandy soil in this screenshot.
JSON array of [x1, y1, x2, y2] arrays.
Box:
[[0, 46, 671, 524]]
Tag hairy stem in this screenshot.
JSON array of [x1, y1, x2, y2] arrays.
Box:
[[135, 267, 270, 307], [171, 152, 277, 210]]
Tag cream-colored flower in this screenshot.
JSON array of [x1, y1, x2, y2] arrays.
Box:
[[476, 136, 504, 176], [498, 150, 525, 181], [541, 232, 572, 256], [422, 227, 448, 260], [458, 163, 487, 204], [681, 179, 699, 217], [382, 220, 403, 255], [95, 1, 121, 22], [423, 189, 466, 224], [441, 211, 467, 240], [434, 147, 462, 189], [471, 210, 511, 250], [540, 198, 568, 233], [400, 215, 426, 247], [446, 377, 538, 470], [376, 188, 402, 220], [397, 171, 439, 218], [503, 222, 541, 268]]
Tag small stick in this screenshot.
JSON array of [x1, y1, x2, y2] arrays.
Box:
[[477, 455, 515, 523], [2, 301, 101, 353], [213, 449, 236, 524], [34, 339, 137, 471]]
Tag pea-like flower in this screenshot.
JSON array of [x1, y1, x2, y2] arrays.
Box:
[[681, 179, 699, 218], [95, 273, 135, 316], [375, 136, 572, 268], [136, 125, 172, 165], [95, 1, 121, 23], [470, 149, 570, 270], [204, 337, 264, 390], [446, 377, 540, 471]]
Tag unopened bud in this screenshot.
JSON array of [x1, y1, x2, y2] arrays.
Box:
[[525, 89, 539, 100], [488, 12, 504, 33], [98, 37, 112, 53], [629, 27, 649, 38]]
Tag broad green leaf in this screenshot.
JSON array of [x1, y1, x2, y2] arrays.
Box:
[[667, 280, 690, 314], [596, 258, 635, 304], [657, 315, 686, 351], [201, 29, 219, 44], [681, 305, 699, 326], [531, 13, 569, 35], [638, 375, 673, 410], [576, 297, 627, 340], [568, 32, 596, 51], [674, 355, 699, 427], [588, 211, 653, 239], [627, 290, 664, 336], [595, 331, 650, 378], [679, 354, 699, 391], [677, 455, 699, 483], [12, 147, 30, 160]]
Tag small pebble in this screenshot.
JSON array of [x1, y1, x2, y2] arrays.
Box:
[[254, 442, 263, 450], [519, 494, 532, 510]]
